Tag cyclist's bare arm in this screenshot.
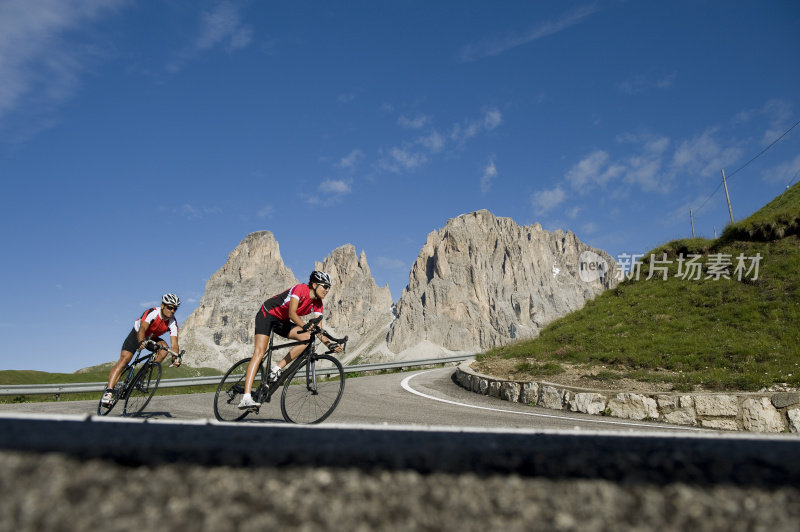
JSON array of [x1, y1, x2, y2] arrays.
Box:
[[143, 340, 185, 367], [136, 322, 151, 350], [321, 329, 348, 354]]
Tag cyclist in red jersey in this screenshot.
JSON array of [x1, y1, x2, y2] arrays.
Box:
[[102, 293, 182, 406], [238, 271, 341, 409]]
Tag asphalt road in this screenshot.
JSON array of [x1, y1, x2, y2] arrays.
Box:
[[2, 367, 799, 531], [0, 367, 705, 433]]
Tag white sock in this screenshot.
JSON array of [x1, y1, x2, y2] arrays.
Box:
[[242, 393, 252, 401], [272, 365, 281, 374]]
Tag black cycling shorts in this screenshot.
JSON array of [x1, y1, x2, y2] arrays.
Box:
[[255, 308, 294, 338], [121, 329, 165, 353]]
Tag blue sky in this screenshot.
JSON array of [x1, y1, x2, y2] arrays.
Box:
[[1, 0, 799, 372]]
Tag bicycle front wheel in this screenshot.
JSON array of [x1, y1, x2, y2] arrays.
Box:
[[213, 358, 265, 422], [280, 354, 344, 424], [96, 365, 133, 416], [123, 362, 162, 416]]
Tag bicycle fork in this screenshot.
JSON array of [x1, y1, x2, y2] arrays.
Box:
[[306, 358, 318, 394]]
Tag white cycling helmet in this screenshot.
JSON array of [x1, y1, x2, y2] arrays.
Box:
[[309, 271, 332, 286], [161, 293, 181, 307]]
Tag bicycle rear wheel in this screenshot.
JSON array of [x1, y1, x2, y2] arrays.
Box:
[[123, 362, 162, 416], [213, 358, 265, 422], [96, 365, 133, 416], [280, 354, 344, 424]]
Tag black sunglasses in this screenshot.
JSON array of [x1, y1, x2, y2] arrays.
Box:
[[164, 305, 178, 311], [319, 284, 331, 290]]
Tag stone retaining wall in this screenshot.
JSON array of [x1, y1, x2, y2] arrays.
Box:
[[456, 362, 800, 434]]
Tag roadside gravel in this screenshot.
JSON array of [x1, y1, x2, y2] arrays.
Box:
[[2, 451, 799, 531]]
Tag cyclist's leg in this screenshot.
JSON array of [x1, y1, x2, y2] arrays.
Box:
[[152, 337, 169, 363], [107, 350, 134, 388], [244, 333, 269, 394], [107, 329, 139, 388], [276, 325, 310, 370]]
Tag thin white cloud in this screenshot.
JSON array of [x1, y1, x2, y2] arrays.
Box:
[[484, 109, 502, 130], [0, 0, 128, 126], [304, 178, 353, 205], [182, 204, 223, 219], [378, 108, 501, 174], [320, 179, 352, 195], [459, 4, 600, 62], [531, 186, 566, 215], [167, 2, 253, 72], [390, 147, 428, 170], [337, 149, 365, 170], [398, 114, 429, 129], [480, 159, 497, 195], [417, 130, 445, 153], [761, 154, 800, 185], [565, 150, 624, 191], [195, 2, 252, 51], [257, 205, 274, 218], [451, 108, 503, 144], [760, 99, 795, 145], [672, 128, 742, 178]]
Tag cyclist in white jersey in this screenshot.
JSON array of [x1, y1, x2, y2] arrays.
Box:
[[102, 294, 182, 406]]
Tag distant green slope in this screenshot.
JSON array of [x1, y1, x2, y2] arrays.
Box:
[[0, 364, 222, 386], [476, 183, 800, 392]]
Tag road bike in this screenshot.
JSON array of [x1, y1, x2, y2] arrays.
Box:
[[213, 317, 348, 424], [96, 340, 184, 417]]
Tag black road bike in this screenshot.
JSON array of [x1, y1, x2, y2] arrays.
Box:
[[213, 317, 348, 424], [97, 340, 184, 417]]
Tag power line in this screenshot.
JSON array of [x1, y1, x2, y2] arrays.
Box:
[[726, 117, 800, 180], [691, 117, 800, 215]]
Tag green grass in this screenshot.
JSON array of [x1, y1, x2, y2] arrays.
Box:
[[476, 183, 800, 392], [0, 363, 223, 404]]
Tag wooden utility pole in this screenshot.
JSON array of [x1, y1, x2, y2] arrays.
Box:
[[721, 169, 734, 224], [690, 208, 695, 238]]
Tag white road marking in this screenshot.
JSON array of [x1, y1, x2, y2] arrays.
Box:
[[401, 369, 700, 431]]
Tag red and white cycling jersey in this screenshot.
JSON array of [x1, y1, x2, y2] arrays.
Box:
[[262, 284, 323, 321], [135, 308, 179, 338]]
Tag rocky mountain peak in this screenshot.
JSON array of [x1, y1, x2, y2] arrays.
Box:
[[315, 244, 394, 360], [180, 210, 619, 369], [179, 237, 393, 370], [386, 210, 618, 355]]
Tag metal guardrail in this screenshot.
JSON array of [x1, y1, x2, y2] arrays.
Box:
[[0, 355, 474, 396]]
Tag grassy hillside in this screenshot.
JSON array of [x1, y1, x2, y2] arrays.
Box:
[[0, 364, 222, 386], [0, 363, 223, 403], [475, 183, 800, 392]]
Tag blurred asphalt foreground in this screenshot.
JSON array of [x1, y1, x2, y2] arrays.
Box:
[[1, 414, 799, 531]]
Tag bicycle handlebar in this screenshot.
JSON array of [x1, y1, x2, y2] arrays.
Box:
[[301, 316, 324, 331], [142, 340, 186, 366], [291, 316, 348, 354]]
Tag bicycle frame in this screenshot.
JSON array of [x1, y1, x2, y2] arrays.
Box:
[[253, 334, 317, 404], [214, 316, 347, 423]]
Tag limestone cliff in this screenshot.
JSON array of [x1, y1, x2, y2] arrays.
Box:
[[385, 210, 619, 356], [179, 235, 393, 370], [179, 231, 297, 369], [314, 245, 394, 364], [181, 211, 619, 369]]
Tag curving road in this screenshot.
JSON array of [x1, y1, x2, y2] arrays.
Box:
[[2, 367, 800, 531], [0, 367, 703, 433]]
